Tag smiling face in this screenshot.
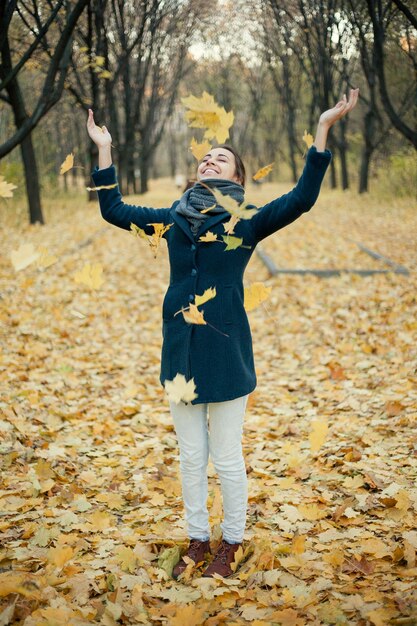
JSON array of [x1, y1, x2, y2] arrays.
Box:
[[197, 147, 240, 184]]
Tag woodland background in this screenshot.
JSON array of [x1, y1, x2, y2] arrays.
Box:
[[1, 1, 417, 626]]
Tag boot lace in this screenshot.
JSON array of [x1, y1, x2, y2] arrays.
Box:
[[188, 539, 206, 561], [215, 540, 235, 565]]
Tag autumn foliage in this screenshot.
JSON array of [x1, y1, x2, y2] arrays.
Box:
[[1, 171, 416, 623]]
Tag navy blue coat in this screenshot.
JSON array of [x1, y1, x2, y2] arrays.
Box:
[[91, 146, 331, 404]]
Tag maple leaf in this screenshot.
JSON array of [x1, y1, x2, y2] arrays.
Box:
[[60, 152, 74, 175], [86, 183, 118, 191], [199, 231, 218, 242], [164, 374, 198, 404], [0, 574, 42, 599], [115, 547, 137, 573], [190, 137, 212, 161], [0, 175, 17, 198], [74, 262, 104, 290], [253, 162, 274, 181], [244, 282, 272, 311], [303, 129, 314, 150], [170, 603, 207, 626], [177, 303, 207, 325], [194, 287, 216, 307], [130, 222, 172, 258], [298, 503, 328, 521], [182, 91, 234, 143], [309, 417, 329, 452], [47, 545, 74, 568], [10, 243, 40, 271]]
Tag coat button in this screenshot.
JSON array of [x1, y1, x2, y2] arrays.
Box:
[[188, 294, 194, 302], [191, 268, 197, 276], [190, 244, 196, 251]]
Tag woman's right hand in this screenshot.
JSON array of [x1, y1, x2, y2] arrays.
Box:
[[87, 109, 112, 148]]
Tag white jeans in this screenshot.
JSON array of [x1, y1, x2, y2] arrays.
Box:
[[170, 395, 248, 544]]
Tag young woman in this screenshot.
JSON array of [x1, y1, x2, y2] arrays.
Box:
[[86, 88, 359, 580]]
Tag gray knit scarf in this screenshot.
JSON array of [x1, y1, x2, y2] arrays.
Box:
[[176, 178, 245, 236]]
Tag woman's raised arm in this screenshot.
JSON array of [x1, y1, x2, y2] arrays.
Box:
[[87, 109, 113, 169]]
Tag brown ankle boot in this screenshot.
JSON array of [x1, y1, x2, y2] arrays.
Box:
[[202, 539, 242, 578], [172, 539, 211, 579]]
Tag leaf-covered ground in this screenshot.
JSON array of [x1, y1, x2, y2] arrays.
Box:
[[1, 180, 416, 626]]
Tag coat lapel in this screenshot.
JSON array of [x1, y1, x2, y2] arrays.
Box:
[[196, 211, 229, 238], [171, 207, 229, 242], [171, 210, 195, 243]]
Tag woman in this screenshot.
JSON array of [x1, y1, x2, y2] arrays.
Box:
[[86, 88, 359, 580]]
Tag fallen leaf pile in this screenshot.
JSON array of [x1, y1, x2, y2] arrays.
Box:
[[0, 180, 416, 625]]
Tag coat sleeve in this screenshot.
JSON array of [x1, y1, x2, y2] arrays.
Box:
[[250, 146, 332, 242], [91, 164, 170, 234]]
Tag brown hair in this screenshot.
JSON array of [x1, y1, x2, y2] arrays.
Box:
[[217, 144, 246, 187]]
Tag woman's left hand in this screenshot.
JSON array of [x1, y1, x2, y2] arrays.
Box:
[[319, 88, 360, 128]]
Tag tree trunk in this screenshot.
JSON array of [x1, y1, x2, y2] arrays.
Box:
[[20, 133, 43, 224], [359, 109, 377, 193], [338, 119, 349, 190], [139, 151, 150, 194], [1, 34, 44, 223]]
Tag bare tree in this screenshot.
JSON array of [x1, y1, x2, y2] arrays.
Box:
[[365, 0, 417, 149], [0, 0, 90, 223]]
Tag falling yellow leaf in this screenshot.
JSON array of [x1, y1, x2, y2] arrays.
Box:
[[194, 287, 216, 307], [10, 243, 40, 271], [199, 231, 218, 242], [177, 303, 207, 325], [130, 222, 172, 258], [208, 186, 257, 220], [253, 162, 274, 181], [244, 282, 272, 311], [74, 262, 104, 290], [165, 374, 198, 404], [303, 130, 314, 149], [86, 183, 118, 191], [223, 215, 240, 234], [60, 152, 74, 175], [182, 91, 234, 143], [309, 417, 329, 452], [222, 234, 243, 251], [0, 175, 17, 198], [190, 137, 212, 161]]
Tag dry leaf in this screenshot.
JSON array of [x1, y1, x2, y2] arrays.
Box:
[[198, 231, 218, 242], [74, 262, 104, 290], [86, 183, 118, 191], [309, 417, 329, 452], [303, 130, 314, 149], [10, 243, 39, 271], [165, 374, 198, 404], [244, 282, 272, 311], [178, 303, 207, 325], [190, 137, 212, 161], [194, 287, 216, 307], [60, 152, 74, 175], [253, 162, 274, 181], [0, 175, 17, 198]]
